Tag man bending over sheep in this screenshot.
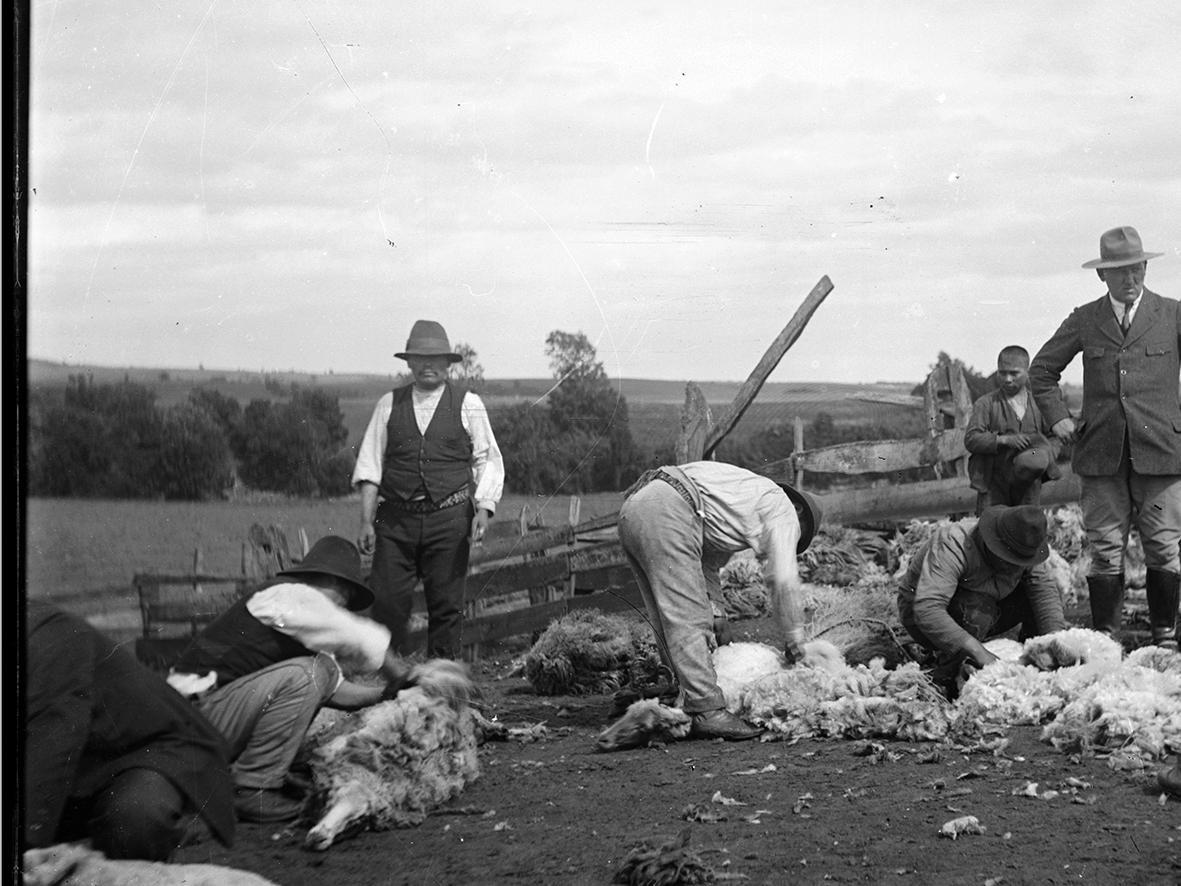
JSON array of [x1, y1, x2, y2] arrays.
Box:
[[897, 505, 1068, 696], [617, 462, 821, 741], [169, 535, 419, 823]]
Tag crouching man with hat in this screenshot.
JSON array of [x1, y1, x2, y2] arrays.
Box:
[[1030, 226, 1181, 649], [897, 505, 1068, 696], [168, 536, 417, 823], [617, 461, 822, 741], [352, 319, 504, 659]]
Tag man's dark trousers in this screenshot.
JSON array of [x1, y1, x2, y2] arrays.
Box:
[[370, 498, 473, 659]]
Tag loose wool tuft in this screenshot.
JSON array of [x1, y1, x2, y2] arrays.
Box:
[[303, 685, 480, 850], [1019, 627, 1124, 671]]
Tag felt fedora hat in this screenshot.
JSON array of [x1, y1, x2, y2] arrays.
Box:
[[277, 535, 374, 611], [1011, 436, 1053, 482], [777, 483, 822, 553], [395, 319, 462, 362], [977, 505, 1049, 567], [1081, 226, 1164, 269]]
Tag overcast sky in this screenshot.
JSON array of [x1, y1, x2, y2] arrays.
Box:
[[26, 1, 1181, 386]]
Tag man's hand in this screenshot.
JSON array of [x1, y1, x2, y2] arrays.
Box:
[[783, 628, 807, 665], [998, 432, 1031, 450], [470, 508, 491, 545], [1050, 417, 1076, 444], [358, 524, 376, 556]]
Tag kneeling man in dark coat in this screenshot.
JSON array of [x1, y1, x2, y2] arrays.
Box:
[[23, 602, 235, 860]]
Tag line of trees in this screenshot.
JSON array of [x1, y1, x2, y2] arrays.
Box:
[[27, 375, 354, 500]]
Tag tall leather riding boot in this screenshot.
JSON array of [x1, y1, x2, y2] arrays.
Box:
[[1086, 574, 1126, 637], [1145, 568, 1181, 647]]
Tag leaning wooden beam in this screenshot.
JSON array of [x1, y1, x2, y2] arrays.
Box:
[[703, 275, 834, 458]]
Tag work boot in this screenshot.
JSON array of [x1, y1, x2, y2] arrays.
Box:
[[1086, 574, 1126, 637], [233, 786, 304, 823], [1145, 568, 1181, 650], [689, 709, 763, 741], [1159, 755, 1181, 798]]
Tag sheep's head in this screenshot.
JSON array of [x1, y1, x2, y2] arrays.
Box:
[[595, 699, 691, 752]]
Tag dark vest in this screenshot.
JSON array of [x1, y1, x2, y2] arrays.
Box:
[[378, 382, 473, 502], [174, 581, 314, 688]]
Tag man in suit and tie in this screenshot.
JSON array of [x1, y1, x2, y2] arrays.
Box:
[[1030, 226, 1181, 649]]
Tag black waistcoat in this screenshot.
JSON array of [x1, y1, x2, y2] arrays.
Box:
[[378, 382, 472, 501], [174, 582, 314, 688]]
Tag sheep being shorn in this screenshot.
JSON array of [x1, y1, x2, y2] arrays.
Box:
[[303, 666, 480, 851]]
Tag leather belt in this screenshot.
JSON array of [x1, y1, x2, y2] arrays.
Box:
[[380, 487, 470, 514]]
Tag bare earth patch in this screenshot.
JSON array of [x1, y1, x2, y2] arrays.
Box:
[[174, 615, 1181, 886]]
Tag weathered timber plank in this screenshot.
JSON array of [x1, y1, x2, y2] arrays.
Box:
[[568, 540, 628, 573], [407, 585, 648, 649], [704, 275, 834, 458], [466, 553, 571, 597], [810, 469, 1081, 524], [770, 430, 966, 475], [469, 524, 575, 564], [675, 381, 713, 464]]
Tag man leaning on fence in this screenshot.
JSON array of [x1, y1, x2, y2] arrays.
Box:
[[352, 319, 504, 659], [1029, 225, 1181, 649]]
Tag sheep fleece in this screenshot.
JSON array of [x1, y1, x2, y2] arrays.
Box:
[[303, 687, 480, 850]]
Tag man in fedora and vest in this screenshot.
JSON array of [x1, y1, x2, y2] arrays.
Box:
[[352, 320, 504, 659], [897, 505, 1068, 696], [1030, 226, 1181, 649], [617, 461, 822, 741], [170, 535, 414, 823]]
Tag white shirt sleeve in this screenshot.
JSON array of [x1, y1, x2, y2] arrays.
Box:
[[351, 392, 394, 488], [462, 392, 504, 514], [246, 583, 391, 674]]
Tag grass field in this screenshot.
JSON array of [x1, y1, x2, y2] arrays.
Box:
[[25, 492, 625, 599]]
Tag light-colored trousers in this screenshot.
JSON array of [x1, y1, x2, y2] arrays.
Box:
[[618, 479, 725, 714], [1080, 464, 1181, 575], [197, 654, 339, 789]]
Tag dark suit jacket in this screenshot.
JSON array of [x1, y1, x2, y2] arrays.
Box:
[[24, 602, 235, 849], [964, 388, 1060, 495], [1030, 288, 1181, 476]]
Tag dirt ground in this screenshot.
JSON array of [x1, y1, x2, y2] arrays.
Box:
[[174, 615, 1181, 886]]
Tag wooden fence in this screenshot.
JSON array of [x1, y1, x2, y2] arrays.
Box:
[[109, 275, 1083, 665]]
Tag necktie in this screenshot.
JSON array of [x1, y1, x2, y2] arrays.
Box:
[[1120, 304, 1131, 335]]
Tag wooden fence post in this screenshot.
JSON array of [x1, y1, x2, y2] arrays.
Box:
[[793, 416, 805, 488]]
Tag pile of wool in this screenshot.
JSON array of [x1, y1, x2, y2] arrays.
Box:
[[952, 629, 1181, 762], [302, 684, 480, 850], [717, 551, 769, 619], [1041, 664, 1181, 759], [800, 526, 892, 587], [523, 609, 664, 696], [802, 581, 912, 668], [22, 844, 278, 886], [731, 641, 951, 743]]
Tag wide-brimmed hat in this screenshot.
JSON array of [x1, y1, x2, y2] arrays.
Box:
[[777, 483, 822, 554], [1011, 437, 1053, 482], [977, 505, 1049, 567], [277, 535, 374, 611], [1081, 226, 1163, 269], [395, 319, 462, 363]]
